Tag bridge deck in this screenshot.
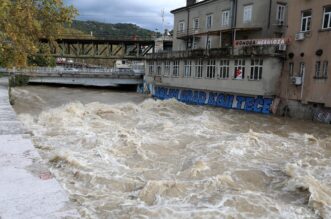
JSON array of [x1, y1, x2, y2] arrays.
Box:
[[8, 68, 144, 87], [17, 72, 143, 79], [41, 37, 155, 44]]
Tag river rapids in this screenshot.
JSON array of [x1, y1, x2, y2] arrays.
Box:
[[11, 86, 331, 219]]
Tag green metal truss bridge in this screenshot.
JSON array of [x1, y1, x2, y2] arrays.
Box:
[[40, 33, 156, 60]]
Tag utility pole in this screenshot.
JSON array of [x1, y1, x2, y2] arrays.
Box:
[[161, 9, 165, 39]]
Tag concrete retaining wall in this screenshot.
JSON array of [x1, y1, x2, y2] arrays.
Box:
[[150, 84, 274, 114], [277, 99, 331, 124], [0, 77, 79, 218]]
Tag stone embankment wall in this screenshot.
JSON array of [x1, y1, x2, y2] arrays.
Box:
[[277, 99, 331, 124], [0, 77, 79, 218]]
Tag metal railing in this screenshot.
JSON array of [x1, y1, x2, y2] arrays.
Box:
[[0, 66, 145, 76], [145, 48, 232, 59], [176, 28, 201, 38], [45, 33, 156, 42]]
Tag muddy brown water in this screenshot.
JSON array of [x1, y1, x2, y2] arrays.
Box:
[[11, 85, 331, 219]]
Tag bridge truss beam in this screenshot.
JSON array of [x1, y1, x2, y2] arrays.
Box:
[[41, 38, 155, 60]]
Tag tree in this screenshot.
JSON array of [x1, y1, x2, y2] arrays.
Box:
[[28, 43, 56, 67], [0, 0, 77, 67]]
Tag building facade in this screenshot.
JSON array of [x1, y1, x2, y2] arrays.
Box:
[[278, 0, 331, 122], [145, 0, 288, 114], [173, 0, 287, 51]]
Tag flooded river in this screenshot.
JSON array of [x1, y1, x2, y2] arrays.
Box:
[[11, 85, 331, 219]]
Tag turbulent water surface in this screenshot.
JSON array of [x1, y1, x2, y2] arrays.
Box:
[[11, 85, 331, 219]]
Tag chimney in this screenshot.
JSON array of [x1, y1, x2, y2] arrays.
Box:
[[187, 0, 196, 6]]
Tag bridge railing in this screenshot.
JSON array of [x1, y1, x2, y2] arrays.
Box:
[[50, 33, 156, 42], [2, 67, 145, 76]]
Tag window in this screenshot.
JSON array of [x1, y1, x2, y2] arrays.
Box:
[[184, 60, 192, 77], [222, 10, 230, 27], [164, 61, 170, 76], [250, 59, 263, 80], [206, 14, 213, 29], [315, 61, 328, 79], [323, 61, 328, 78], [219, 60, 230, 79], [289, 62, 294, 76], [156, 61, 162, 76], [193, 38, 198, 49], [243, 5, 253, 23], [301, 10, 311, 32], [148, 61, 154, 75], [234, 60, 245, 79], [299, 62, 305, 76], [276, 4, 286, 24], [206, 60, 216, 79], [172, 60, 179, 77], [207, 38, 211, 49], [195, 60, 203, 78], [315, 61, 321, 78], [193, 18, 199, 30], [178, 21, 185, 33], [323, 6, 331, 29]]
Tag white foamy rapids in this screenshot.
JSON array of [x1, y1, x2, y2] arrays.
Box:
[[16, 99, 331, 219], [11, 88, 46, 104], [284, 161, 331, 218]]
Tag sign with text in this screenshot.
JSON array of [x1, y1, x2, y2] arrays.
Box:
[[234, 38, 288, 47]]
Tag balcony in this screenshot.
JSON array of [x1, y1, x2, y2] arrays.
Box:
[[145, 48, 231, 59], [176, 28, 201, 39], [145, 44, 285, 60], [234, 45, 286, 58]]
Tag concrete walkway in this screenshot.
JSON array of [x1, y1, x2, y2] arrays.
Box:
[[0, 77, 80, 219]]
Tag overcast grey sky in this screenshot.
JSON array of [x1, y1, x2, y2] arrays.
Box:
[[65, 0, 186, 31]]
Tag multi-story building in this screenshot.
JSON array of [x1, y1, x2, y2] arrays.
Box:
[[278, 0, 331, 122], [145, 0, 288, 114], [173, 0, 287, 50]]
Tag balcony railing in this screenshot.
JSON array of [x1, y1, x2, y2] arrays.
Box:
[[145, 45, 286, 60], [234, 45, 286, 57], [145, 48, 231, 59], [176, 28, 201, 38]]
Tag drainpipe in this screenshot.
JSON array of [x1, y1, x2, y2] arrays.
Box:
[[231, 0, 238, 54], [300, 71, 305, 100], [186, 8, 190, 50], [267, 0, 272, 29], [231, 0, 237, 28]]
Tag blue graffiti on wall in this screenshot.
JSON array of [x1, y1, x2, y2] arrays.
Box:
[[179, 89, 207, 105], [154, 86, 273, 114], [155, 87, 180, 100]]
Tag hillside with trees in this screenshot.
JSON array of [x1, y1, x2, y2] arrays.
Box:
[[70, 20, 158, 39]]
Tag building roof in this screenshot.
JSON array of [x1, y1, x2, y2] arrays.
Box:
[[170, 0, 217, 14]]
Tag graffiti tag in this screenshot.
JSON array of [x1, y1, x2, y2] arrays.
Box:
[[154, 86, 273, 114]]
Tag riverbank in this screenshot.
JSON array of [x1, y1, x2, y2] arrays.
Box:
[[0, 77, 79, 218]]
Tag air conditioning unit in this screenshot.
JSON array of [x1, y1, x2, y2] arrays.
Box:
[[291, 76, 302, 85], [278, 44, 287, 51], [295, 32, 305, 41]]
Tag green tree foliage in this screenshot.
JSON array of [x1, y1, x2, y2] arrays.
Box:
[[0, 0, 77, 67], [28, 43, 56, 67]]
